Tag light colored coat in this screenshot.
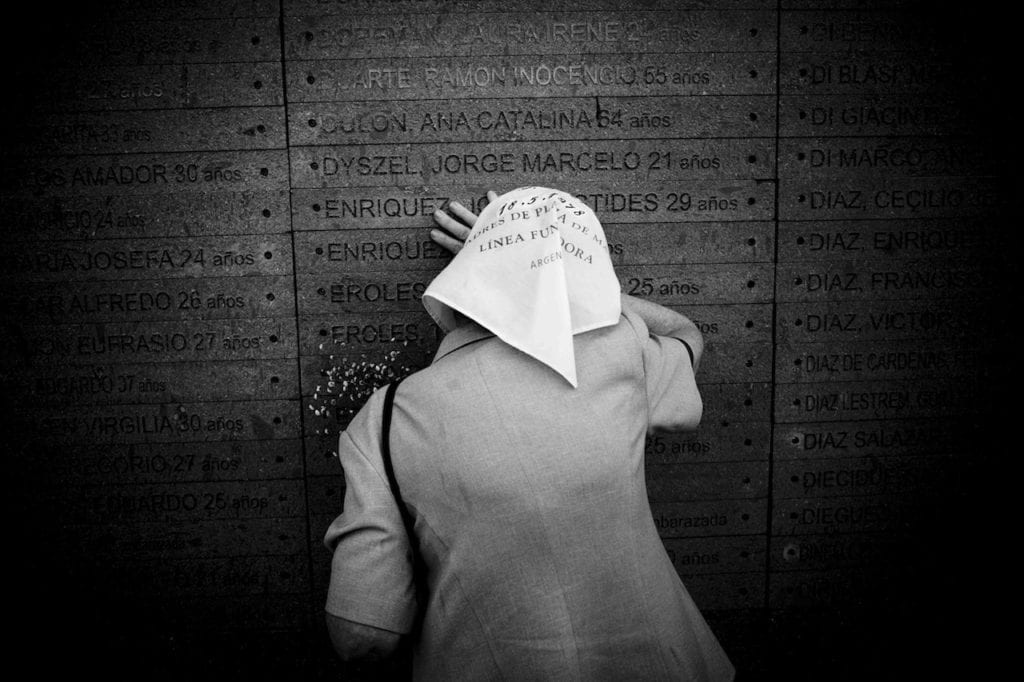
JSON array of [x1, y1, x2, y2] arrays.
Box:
[[325, 309, 734, 681]]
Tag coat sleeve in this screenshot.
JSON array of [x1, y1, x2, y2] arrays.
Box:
[[623, 309, 704, 433], [323, 390, 417, 634]]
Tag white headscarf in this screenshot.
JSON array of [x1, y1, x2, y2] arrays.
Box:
[[422, 186, 621, 387]]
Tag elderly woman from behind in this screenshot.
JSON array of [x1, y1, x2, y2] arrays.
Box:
[[323, 187, 733, 681]]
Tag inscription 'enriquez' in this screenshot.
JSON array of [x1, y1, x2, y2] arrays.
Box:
[[327, 239, 448, 262]]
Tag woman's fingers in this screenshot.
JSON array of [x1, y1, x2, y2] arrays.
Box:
[[430, 191, 499, 254], [429, 228, 466, 254], [431, 205, 472, 254], [446, 200, 479, 227], [432, 209, 472, 239]]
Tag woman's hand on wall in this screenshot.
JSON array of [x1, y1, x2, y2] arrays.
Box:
[[430, 190, 498, 253]]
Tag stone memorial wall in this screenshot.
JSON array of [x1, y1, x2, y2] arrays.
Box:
[[3, 0, 1010, 678]]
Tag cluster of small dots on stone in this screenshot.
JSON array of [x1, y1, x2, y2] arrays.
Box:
[[308, 339, 414, 453]]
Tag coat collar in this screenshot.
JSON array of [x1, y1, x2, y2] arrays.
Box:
[[432, 320, 495, 364]]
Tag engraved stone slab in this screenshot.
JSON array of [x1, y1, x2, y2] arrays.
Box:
[[776, 218, 1003, 263], [11, 399, 301, 444], [11, 108, 286, 155], [780, 53, 969, 94], [775, 338, 988, 383], [8, 235, 293, 282], [10, 359, 298, 404], [651, 500, 768, 538], [1, 319, 298, 364], [644, 421, 772, 465], [771, 533, 920, 572], [79, 555, 308, 598], [775, 378, 990, 422], [646, 461, 768, 500], [4, 150, 288, 196], [291, 182, 774, 230], [662, 535, 767, 575], [772, 494, 941, 536], [288, 139, 775, 187], [286, 0, 775, 13], [286, 11, 776, 58], [288, 53, 774, 101], [776, 259, 998, 302], [39, 480, 305, 524], [289, 96, 776, 145], [53, 517, 306, 558], [780, 94, 980, 136], [773, 418, 982, 460], [780, 137, 1002, 178], [1, 191, 291, 240], [779, 177, 1004, 220], [53, 18, 281, 65], [16, 440, 304, 485], [781, 11, 946, 52], [8, 276, 295, 323], [775, 300, 998, 343], [31, 63, 283, 111], [773, 455, 971, 498], [683, 572, 765, 610]]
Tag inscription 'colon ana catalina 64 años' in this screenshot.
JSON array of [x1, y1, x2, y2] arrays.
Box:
[[313, 106, 674, 136]]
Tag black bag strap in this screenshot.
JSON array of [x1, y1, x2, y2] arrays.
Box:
[[380, 377, 416, 540], [380, 376, 427, 653]]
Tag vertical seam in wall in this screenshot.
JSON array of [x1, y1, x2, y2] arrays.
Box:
[[765, 0, 783, 617], [275, 1, 316, 621]]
